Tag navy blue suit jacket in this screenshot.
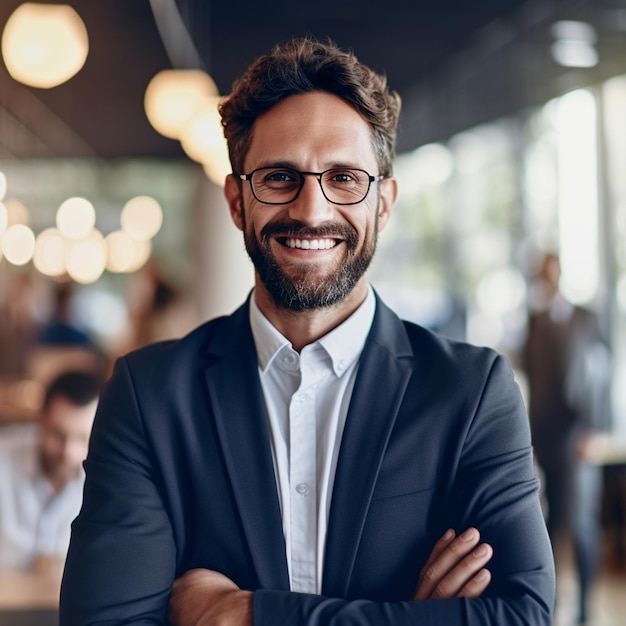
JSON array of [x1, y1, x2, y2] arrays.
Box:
[[60, 295, 554, 625]]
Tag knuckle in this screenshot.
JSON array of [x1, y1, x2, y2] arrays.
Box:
[[420, 563, 439, 585], [432, 579, 454, 599]]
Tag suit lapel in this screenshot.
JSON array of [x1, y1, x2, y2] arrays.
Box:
[[203, 303, 290, 591], [322, 299, 414, 597]]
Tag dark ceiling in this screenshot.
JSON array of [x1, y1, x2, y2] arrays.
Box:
[[0, 0, 619, 161]]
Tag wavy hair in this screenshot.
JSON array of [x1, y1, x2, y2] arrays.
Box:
[[219, 37, 401, 178]]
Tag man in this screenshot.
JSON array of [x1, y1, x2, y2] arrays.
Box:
[[60, 38, 554, 625], [524, 252, 610, 625], [0, 370, 101, 570]]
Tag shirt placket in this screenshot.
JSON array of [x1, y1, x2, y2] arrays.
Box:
[[288, 355, 320, 593]]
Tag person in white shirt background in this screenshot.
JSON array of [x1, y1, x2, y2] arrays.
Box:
[[0, 370, 101, 571]]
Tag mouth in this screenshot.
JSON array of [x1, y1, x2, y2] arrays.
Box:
[[277, 237, 339, 250]]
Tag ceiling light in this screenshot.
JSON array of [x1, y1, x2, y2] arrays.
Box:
[[33, 227, 67, 276], [550, 20, 598, 68], [180, 99, 232, 186], [551, 40, 599, 68], [2, 223, 35, 265], [56, 196, 96, 239], [65, 229, 106, 284], [144, 69, 218, 139], [105, 230, 151, 273], [180, 99, 225, 162], [1, 3, 89, 89], [120, 196, 163, 241]]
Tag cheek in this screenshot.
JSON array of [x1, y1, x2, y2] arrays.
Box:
[[41, 433, 63, 457], [345, 205, 378, 240]]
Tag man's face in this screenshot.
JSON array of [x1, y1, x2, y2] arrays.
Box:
[[225, 91, 396, 312], [39, 395, 97, 490]]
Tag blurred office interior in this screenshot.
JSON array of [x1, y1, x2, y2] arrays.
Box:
[[1, 0, 626, 624]]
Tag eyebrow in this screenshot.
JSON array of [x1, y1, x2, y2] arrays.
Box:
[[253, 160, 365, 171]]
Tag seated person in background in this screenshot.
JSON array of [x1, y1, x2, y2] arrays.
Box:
[[0, 370, 102, 571]]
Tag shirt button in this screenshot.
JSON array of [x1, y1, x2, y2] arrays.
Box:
[[295, 483, 310, 496]]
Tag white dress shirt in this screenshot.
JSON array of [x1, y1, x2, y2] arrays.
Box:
[[0, 425, 86, 569], [250, 288, 376, 593]]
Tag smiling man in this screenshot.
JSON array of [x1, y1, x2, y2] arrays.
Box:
[[60, 38, 554, 625]]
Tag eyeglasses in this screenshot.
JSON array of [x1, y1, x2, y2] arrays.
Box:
[[238, 166, 384, 206]]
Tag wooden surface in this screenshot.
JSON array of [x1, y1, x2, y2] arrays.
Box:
[[0, 557, 63, 609]]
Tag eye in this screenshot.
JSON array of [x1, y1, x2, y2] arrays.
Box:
[[328, 170, 357, 184], [324, 169, 366, 188], [262, 168, 299, 185]]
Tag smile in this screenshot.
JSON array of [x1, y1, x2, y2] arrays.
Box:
[[280, 237, 338, 250]]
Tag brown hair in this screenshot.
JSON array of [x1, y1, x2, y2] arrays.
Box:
[[219, 36, 401, 177]]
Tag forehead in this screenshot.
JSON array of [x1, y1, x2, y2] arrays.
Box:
[[43, 396, 96, 434], [244, 91, 377, 171]]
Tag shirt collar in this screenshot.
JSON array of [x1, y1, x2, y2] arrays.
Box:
[[249, 286, 376, 376]]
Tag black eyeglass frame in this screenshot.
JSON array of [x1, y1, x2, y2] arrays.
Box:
[[238, 166, 385, 206]]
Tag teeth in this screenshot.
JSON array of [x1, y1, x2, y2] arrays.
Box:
[[286, 238, 336, 250]]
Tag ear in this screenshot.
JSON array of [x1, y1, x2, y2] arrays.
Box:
[[376, 176, 397, 233], [224, 174, 244, 231]]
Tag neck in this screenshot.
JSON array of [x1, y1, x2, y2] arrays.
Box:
[[254, 279, 369, 352], [40, 455, 72, 495]]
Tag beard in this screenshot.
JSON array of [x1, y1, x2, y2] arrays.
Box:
[[243, 215, 378, 311]]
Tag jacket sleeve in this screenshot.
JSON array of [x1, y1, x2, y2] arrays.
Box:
[[252, 354, 555, 625], [59, 356, 176, 625]]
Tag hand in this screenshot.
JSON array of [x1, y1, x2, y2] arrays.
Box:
[[168, 568, 253, 626], [412, 528, 493, 601]]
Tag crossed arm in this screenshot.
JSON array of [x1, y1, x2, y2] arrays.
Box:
[[168, 527, 493, 626], [61, 348, 554, 625]]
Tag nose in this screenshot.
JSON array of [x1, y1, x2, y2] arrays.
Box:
[[62, 437, 88, 466], [286, 174, 334, 226]]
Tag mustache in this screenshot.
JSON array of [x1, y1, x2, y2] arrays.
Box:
[[260, 220, 358, 244]]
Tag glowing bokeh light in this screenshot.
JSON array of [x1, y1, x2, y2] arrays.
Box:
[[105, 229, 151, 273], [144, 69, 218, 139], [120, 196, 163, 240], [180, 99, 224, 163], [0, 171, 6, 201], [33, 228, 67, 276], [1, 3, 89, 89], [56, 196, 96, 239], [2, 223, 35, 265], [65, 229, 106, 284]]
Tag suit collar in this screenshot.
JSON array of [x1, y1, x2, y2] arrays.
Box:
[[202, 299, 290, 590]]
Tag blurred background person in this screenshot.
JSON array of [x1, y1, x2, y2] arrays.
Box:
[[25, 280, 106, 391], [36, 281, 95, 349], [523, 252, 611, 625], [0, 370, 101, 581]]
